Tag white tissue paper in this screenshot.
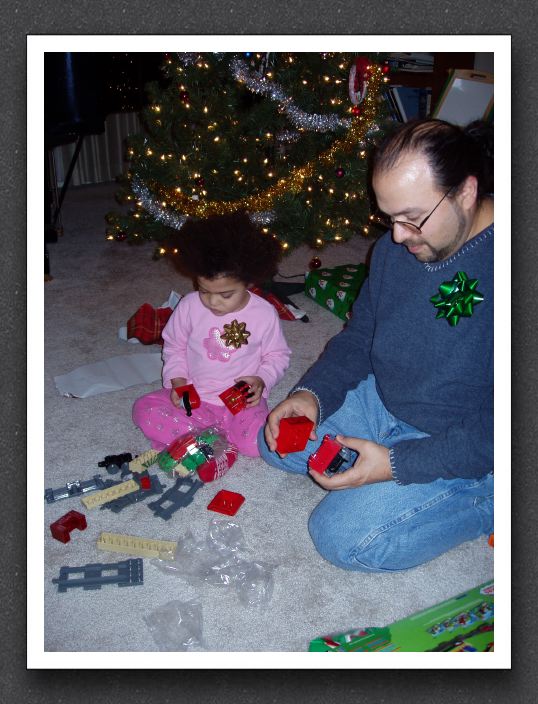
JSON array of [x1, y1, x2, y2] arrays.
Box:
[[54, 352, 163, 398]]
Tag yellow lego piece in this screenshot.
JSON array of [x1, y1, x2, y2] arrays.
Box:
[[96, 532, 177, 559], [129, 449, 159, 474], [81, 479, 139, 509]]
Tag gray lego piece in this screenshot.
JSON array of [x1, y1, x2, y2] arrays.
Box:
[[100, 473, 166, 513], [147, 475, 202, 521], [52, 558, 144, 592], [44, 474, 107, 503]]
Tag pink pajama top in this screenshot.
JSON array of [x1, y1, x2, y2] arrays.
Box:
[[161, 291, 291, 405]]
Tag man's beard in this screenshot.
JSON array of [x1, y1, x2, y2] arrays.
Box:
[[407, 208, 468, 263]]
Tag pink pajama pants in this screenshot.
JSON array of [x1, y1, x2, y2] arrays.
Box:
[[132, 387, 268, 456]]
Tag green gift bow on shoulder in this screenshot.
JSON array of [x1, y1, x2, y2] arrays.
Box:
[[430, 271, 484, 326]]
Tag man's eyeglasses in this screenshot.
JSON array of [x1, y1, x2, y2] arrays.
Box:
[[373, 186, 454, 235]]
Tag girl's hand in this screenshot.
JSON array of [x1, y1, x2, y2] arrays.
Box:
[[170, 377, 187, 408], [235, 376, 265, 408]]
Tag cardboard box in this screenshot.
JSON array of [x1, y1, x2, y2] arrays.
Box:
[[309, 581, 494, 652]]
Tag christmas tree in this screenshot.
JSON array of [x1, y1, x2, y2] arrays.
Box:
[[105, 52, 391, 259]]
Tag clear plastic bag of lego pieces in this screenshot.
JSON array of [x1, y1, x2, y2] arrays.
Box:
[[196, 433, 238, 483], [156, 426, 237, 482], [143, 599, 206, 651]]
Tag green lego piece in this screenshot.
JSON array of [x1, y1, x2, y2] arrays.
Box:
[[197, 429, 220, 445], [181, 451, 206, 471], [157, 452, 178, 473]]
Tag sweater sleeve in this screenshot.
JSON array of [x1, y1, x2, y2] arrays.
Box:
[[161, 298, 191, 387], [255, 308, 292, 393], [390, 398, 493, 484], [292, 272, 375, 423]]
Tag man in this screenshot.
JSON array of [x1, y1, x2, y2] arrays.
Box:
[[258, 119, 494, 572]]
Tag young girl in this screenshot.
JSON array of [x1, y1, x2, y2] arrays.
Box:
[[132, 211, 291, 465]]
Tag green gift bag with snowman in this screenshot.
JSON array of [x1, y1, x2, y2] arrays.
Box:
[[305, 263, 368, 321]]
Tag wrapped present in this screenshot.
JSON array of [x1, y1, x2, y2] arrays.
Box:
[[249, 285, 308, 322], [308, 581, 494, 652], [121, 291, 182, 345], [127, 303, 173, 345], [305, 263, 367, 320]]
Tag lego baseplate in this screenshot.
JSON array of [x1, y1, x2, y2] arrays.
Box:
[[45, 474, 107, 503], [52, 558, 143, 592], [147, 475, 202, 521]]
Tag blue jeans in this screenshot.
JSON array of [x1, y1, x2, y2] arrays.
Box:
[[258, 375, 494, 572]]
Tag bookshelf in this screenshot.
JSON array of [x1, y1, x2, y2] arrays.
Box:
[[389, 52, 475, 116]]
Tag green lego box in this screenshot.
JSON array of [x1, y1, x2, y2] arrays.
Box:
[[308, 581, 494, 652], [305, 263, 368, 321]]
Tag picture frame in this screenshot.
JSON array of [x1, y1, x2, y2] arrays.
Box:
[[432, 68, 494, 125]]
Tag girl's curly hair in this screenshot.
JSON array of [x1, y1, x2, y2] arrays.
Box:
[[168, 211, 282, 285]]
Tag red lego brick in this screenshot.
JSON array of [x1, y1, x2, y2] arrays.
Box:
[[308, 434, 345, 475], [50, 510, 87, 544], [139, 475, 152, 491], [166, 434, 197, 462], [174, 384, 201, 413], [275, 416, 315, 454], [207, 489, 245, 516], [219, 380, 251, 415]]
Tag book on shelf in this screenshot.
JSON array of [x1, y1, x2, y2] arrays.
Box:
[[389, 85, 432, 122], [380, 90, 402, 123], [386, 53, 434, 72]]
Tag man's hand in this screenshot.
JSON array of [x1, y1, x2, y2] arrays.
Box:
[[235, 376, 265, 408], [264, 390, 319, 456], [309, 435, 393, 490]]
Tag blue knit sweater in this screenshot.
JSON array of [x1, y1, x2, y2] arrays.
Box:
[[296, 225, 494, 485]]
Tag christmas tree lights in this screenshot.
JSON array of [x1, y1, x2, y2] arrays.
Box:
[[106, 52, 392, 257]]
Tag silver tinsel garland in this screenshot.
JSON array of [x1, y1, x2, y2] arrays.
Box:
[[131, 178, 188, 230], [175, 54, 363, 134], [176, 53, 200, 67], [276, 130, 300, 143], [230, 57, 352, 133], [248, 210, 276, 225], [131, 177, 275, 231]]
